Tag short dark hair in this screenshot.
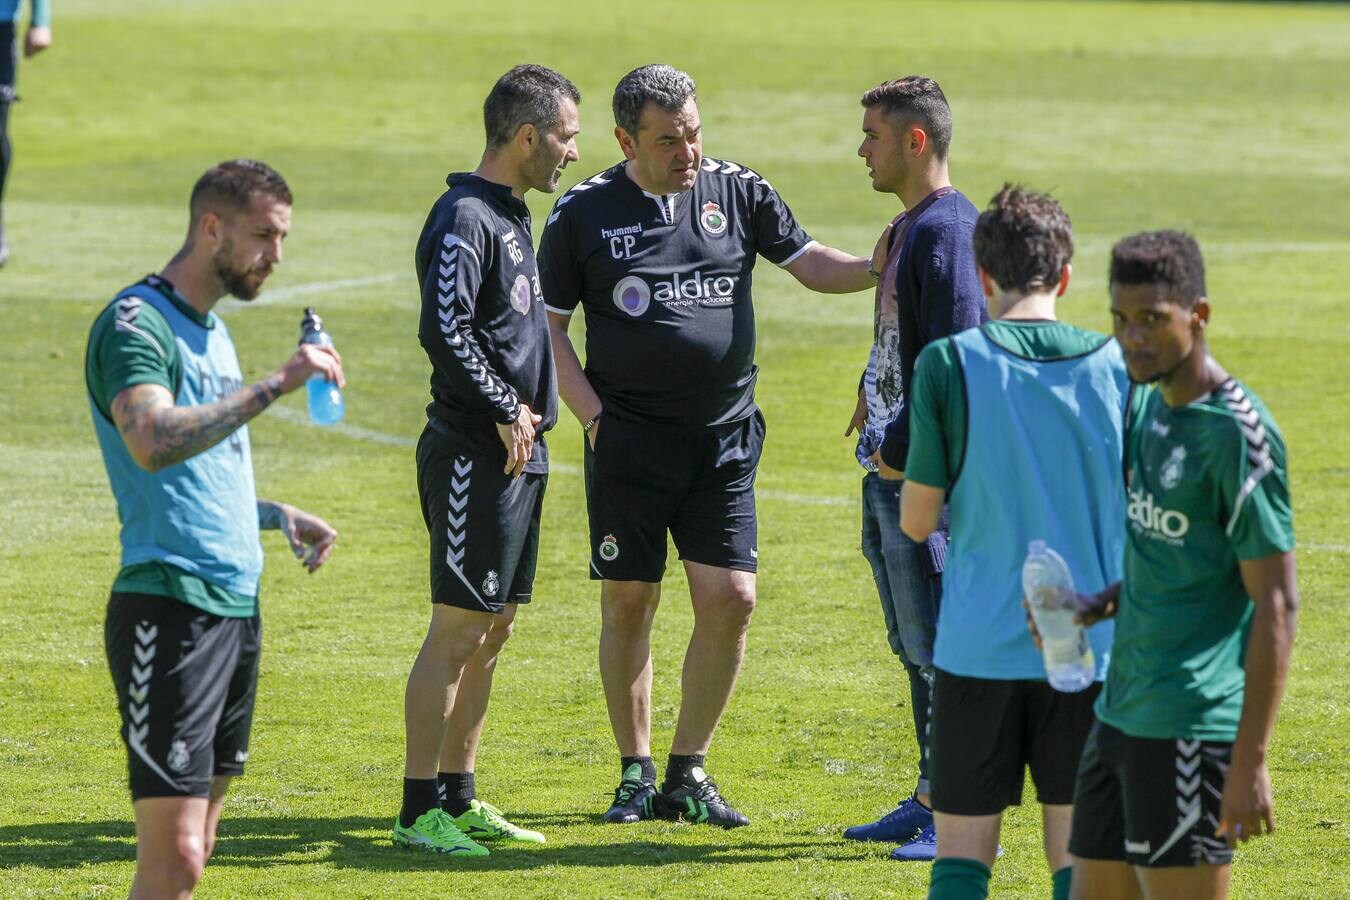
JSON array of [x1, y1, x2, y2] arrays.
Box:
[[189, 159, 291, 221], [861, 76, 953, 160], [612, 64, 696, 137], [972, 184, 1073, 294], [1109, 230, 1207, 307], [483, 64, 581, 150]]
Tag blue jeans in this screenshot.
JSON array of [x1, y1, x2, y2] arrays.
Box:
[[860, 472, 942, 796]]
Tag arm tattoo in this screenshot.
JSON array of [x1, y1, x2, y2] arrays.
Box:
[[257, 499, 286, 530], [127, 374, 285, 471]]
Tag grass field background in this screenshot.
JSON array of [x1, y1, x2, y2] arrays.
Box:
[[1, 1, 1347, 896]]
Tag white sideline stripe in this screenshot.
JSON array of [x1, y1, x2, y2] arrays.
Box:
[[759, 488, 849, 507], [233, 273, 408, 309], [266, 405, 416, 447], [260, 410, 1348, 540]]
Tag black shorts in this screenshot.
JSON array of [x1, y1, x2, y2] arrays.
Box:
[[929, 669, 1100, 815], [1070, 720, 1235, 868], [417, 423, 546, 614], [583, 410, 764, 582], [104, 592, 261, 799], [1, 22, 14, 97]]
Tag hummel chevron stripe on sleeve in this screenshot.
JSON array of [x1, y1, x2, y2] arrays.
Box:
[[114, 297, 168, 359], [1218, 380, 1276, 537], [545, 170, 613, 227], [421, 232, 521, 424]]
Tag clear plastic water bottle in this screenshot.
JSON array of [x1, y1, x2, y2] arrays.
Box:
[[1022, 540, 1095, 692], [299, 307, 344, 426]]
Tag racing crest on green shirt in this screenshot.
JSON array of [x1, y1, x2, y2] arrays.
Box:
[[1160, 445, 1186, 490]]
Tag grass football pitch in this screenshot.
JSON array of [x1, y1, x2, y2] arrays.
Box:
[[1, 1, 1347, 896]]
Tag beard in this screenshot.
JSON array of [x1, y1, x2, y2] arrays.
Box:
[[524, 145, 565, 194], [213, 242, 270, 300]]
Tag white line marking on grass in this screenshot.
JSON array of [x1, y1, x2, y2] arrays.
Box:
[[266, 405, 416, 447], [232, 273, 408, 309], [263, 411, 853, 506], [263, 412, 1349, 539], [759, 489, 851, 506]]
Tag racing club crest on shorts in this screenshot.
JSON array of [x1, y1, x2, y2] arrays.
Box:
[[700, 201, 728, 236], [599, 534, 620, 561], [482, 570, 500, 597], [168, 740, 191, 773]]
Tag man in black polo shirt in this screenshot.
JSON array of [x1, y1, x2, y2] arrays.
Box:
[[394, 64, 580, 857], [539, 63, 874, 828]]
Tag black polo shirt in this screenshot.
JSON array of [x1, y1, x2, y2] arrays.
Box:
[[538, 158, 812, 426]]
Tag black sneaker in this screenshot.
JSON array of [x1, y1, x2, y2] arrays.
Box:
[[659, 766, 749, 829], [603, 763, 658, 824]]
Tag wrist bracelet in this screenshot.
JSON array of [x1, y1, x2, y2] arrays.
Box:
[[582, 412, 602, 433], [867, 260, 881, 280]]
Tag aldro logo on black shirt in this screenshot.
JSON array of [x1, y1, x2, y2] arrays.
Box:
[[611, 270, 739, 317]]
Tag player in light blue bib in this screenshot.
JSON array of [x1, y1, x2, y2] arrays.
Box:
[[87, 160, 344, 899], [902, 186, 1139, 900]]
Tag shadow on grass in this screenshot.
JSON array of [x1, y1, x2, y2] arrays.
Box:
[[0, 817, 866, 872]]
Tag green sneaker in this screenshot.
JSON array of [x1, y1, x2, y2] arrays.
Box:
[[392, 808, 489, 857], [453, 799, 546, 843]]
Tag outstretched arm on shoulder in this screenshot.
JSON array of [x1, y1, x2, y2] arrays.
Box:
[[784, 242, 875, 294]]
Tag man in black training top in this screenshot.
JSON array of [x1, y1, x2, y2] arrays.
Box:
[[539, 63, 875, 828], [394, 64, 580, 857]]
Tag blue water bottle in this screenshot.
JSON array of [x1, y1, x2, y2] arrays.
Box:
[[299, 307, 345, 426]]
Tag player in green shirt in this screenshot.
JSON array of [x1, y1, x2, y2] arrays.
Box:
[[88, 160, 345, 899], [1067, 231, 1298, 899]]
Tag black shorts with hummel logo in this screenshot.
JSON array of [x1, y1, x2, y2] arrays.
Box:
[[1070, 719, 1235, 868], [583, 409, 764, 582], [418, 421, 546, 614], [104, 592, 260, 799]]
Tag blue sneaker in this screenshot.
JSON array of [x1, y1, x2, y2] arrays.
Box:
[[889, 821, 938, 861], [889, 824, 1006, 863], [843, 794, 933, 842]]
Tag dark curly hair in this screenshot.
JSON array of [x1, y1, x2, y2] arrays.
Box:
[[972, 184, 1073, 294], [1109, 230, 1207, 307]]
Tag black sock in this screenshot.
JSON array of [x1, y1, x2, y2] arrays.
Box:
[[621, 755, 657, 784], [664, 753, 706, 789], [438, 771, 476, 816], [399, 777, 440, 829]]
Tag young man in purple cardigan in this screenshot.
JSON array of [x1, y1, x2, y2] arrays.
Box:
[[843, 75, 986, 861]]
